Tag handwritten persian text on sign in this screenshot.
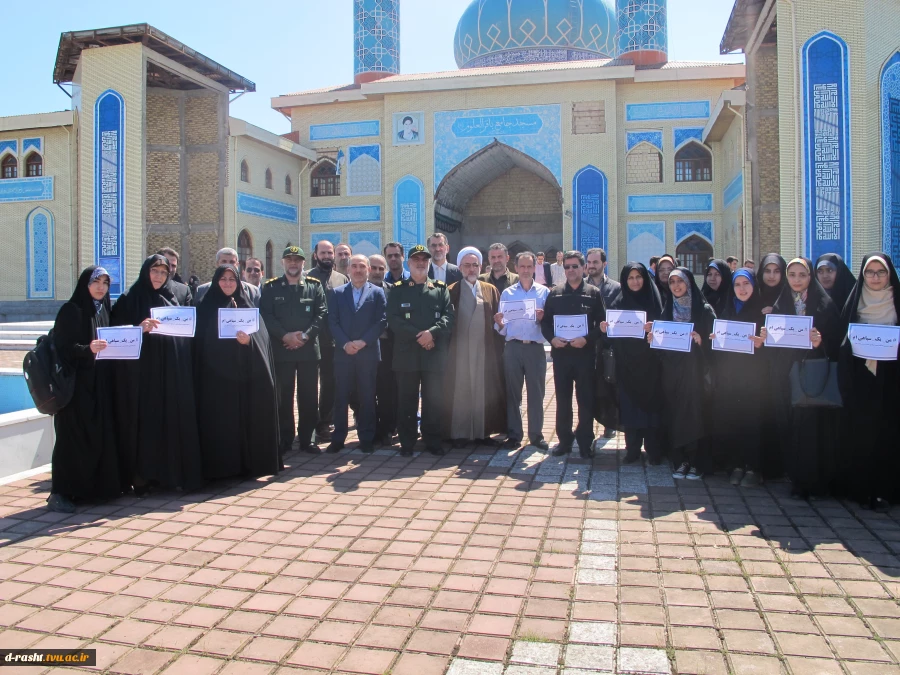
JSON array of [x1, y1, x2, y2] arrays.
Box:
[[96, 326, 142, 360], [712, 319, 756, 355], [650, 321, 694, 352], [848, 323, 900, 361], [553, 314, 588, 342], [218, 308, 260, 339], [764, 314, 813, 350], [500, 299, 536, 323], [606, 310, 647, 339], [150, 307, 196, 338]]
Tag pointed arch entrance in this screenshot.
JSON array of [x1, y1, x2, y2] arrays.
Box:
[[434, 140, 563, 255]]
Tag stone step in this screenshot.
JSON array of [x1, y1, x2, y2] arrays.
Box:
[[0, 340, 35, 351], [0, 322, 53, 332]]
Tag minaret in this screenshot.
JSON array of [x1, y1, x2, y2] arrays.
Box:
[[616, 0, 668, 67], [354, 0, 400, 84]]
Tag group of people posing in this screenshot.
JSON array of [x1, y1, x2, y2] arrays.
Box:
[[47, 231, 900, 514]]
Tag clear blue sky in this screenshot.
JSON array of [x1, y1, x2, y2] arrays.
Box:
[[0, 0, 742, 134]]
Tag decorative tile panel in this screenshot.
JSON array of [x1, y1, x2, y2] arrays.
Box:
[[0, 177, 54, 203], [434, 105, 562, 189], [626, 221, 665, 267], [348, 231, 382, 256], [881, 52, 900, 261], [311, 232, 341, 251], [723, 174, 743, 209], [617, 0, 668, 58], [354, 0, 400, 79], [347, 144, 382, 196], [310, 206, 381, 224], [26, 207, 54, 299], [673, 127, 704, 150], [802, 31, 851, 262], [626, 131, 663, 152], [94, 89, 125, 297], [22, 137, 43, 154], [309, 121, 381, 141], [236, 192, 298, 223], [572, 166, 608, 253], [625, 101, 710, 122], [394, 175, 425, 252], [675, 220, 713, 245], [627, 193, 713, 213], [0, 139, 17, 157]]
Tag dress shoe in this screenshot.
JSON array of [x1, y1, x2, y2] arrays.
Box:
[[399, 449, 413, 457], [316, 427, 333, 442], [579, 449, 594, 459], [530, 438, 550, 452], [47, 493, 75, 514], [501, 437, 521, 450], [325, 443, 343, 454], [359, 443, 375, 454], [603, 428, 617, 439], [551, 445, 572, 457], [478, 437, 499, 447], [428, 447, 446, 456], [303, 443, 321, 454]]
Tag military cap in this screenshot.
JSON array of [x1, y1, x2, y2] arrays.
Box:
[[408, 244, 432, 259], [282, 245, 306, 259]]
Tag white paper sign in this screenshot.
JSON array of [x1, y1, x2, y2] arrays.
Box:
[[218, 308, 260, 339], [150, 306, 196, 337], [96, 326, 143, 360], [764, 314, 813, 350], [848, 323, 900, 361], [500, 299, 536, 322], [712, 319, 756, 355], [649, 321, 694, 353], [607, 310, 647, 339], [553, 314, 588, 341]]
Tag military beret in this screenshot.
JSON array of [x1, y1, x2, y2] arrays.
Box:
[[282, 246, 305, 259]]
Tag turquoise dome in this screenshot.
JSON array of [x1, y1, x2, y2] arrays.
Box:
[[454, 0, 617, 69]]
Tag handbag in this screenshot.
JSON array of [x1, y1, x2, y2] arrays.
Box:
[[789, 358, 842, 408], [601, 348, 616, 385]]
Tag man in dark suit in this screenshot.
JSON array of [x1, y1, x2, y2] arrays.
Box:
[[535, 251, 553, 288], [326, 254, 387, 454], [586, 247, 621, 441], [426, 232, 462, 286], [193, 247, 261, 307]]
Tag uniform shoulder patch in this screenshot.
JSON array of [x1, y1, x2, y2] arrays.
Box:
[[393, 280, 404, 287], [305, 277, 321, 284], [264, 277, 279, 285], [434, 280, 446, 287]]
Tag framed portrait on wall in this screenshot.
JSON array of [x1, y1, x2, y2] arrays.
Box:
[[393, 112, 425, 146]]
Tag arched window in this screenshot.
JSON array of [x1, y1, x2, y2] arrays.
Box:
[[25, 153, 43, 178], [265, 168, 273, 189], [1, 155, 17, 179], [675, 143, 712, 182], [625, 143, 663, 184], [285, 174, 292, 195], [311, 160, 339, 197], [238, 230, 253, 269], [240, 160, 250, 183], [676, 235, 714, 276], [266, 240, 274, 277]]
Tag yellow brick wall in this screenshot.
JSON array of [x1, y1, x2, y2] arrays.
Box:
[[146, 92, 180, 146], [0, 125, 76, 301], [466, 167, 560, 218], [185, 95, 220, 146], [187, 152, 219, 226], [625, 145, 663, 184], [146, 151, 181, 225], [189, 230, 220, 282]]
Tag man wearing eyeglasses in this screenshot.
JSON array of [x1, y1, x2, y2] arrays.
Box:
[[243, 258, 265, 287], [541, 250, 606, 459]]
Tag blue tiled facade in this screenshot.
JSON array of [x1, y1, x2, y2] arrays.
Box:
[[626, 101, 710, 122], [310, 121, 381, 141], [573, 166, 608, 254], [628, 194, 713, 214], [626, 131, 663, 152], [26, 207, 54, 299], [236, 193, 298, 223], [675, 220, 713, 245], [616, 0, 667, 59], [354, 0, 400, 81], [881, 52, 900, 261], [393, 176, 425, 253], [673, 127, 704, 150], [94, 89, 126, 298], [310, 206, 382, 225]]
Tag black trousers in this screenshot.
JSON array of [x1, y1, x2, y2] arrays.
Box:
[[317, 341, 335, 432], [396, 369, 443, 451], [553, 355, 596, 453], [275, 360, 319, 450], [375, 338, 398, 438], [333, 357, 378, 446], [625, 428, 662, 462]]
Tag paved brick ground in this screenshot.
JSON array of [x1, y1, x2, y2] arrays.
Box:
[[1, 366, 900, 674]]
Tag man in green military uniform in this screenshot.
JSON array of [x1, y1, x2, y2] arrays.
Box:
[[260, 246, 327, 458], [386, 245, 454, 457]]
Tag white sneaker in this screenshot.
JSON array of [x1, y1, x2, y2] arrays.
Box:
[[672, 462, 690, 479], [686, 467, 704, 480]]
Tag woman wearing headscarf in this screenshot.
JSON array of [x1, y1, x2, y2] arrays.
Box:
[[654, 254, 677, 304], [654, 267, 716, 480], [111, 254, 203, 494], [763, 258, 842, 499], [604, 263, 664, 464], [815, 253, 856, 313], [755, 253, 788, 478], [701, 259, 733, 316], [195, 265, 281, 479], [838, 254, 900, 511], [46, 266, 121, 512], [710, 269, 767, 486]]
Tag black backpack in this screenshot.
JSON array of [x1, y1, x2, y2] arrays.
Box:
[[22, 331, 76, 415]]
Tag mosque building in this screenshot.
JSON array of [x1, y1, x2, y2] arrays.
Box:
[[1, 0, 898, 319]]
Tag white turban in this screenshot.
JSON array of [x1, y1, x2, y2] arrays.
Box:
[[457, 246, 483, 267]]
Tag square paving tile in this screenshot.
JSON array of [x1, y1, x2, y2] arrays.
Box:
[[509, 641, 562, 666]]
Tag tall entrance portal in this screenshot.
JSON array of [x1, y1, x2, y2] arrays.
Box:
[[434, 141, 563, 262]]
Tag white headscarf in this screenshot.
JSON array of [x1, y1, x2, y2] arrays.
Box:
[[858, 256, 898, 326], [457, 246, 483, 267]]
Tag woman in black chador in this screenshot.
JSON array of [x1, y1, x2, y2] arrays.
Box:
[[764, 258, 842, 499], [604, 262, 664, 465], [656, 267, 716, 480], [838, 254, 900, 511], [710, 268, 767, 486], [815, 252, 856, 313], [701, 259, 734, 316], [47, 266, 121, 513], [194, 265, 281, 479], [111, 254, 203, 494], [756, 253, 788, 478]]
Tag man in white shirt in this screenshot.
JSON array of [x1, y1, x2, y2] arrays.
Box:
[[493, 251, 550, 451], [427, 232, 462, 285], [550, 250, 566, 286]]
